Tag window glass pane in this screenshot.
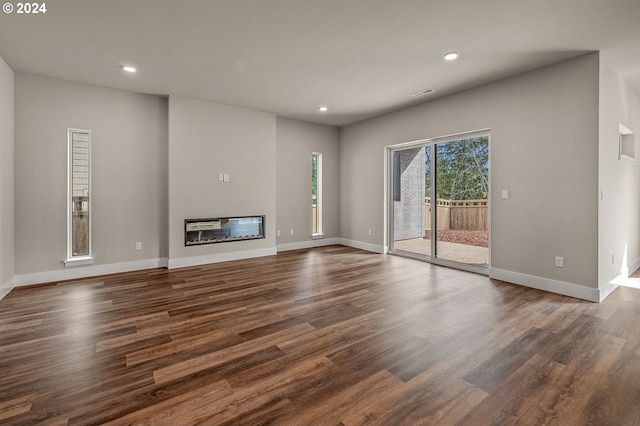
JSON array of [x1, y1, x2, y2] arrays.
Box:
[[312, 153, 318, 234], [71, 131, 90, 257], [312, 152, 322, 235]]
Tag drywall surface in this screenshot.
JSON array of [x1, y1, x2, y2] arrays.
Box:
[[168, 95, 276, 263], [0, 55, 14, 288], [14, 73, 168, 275], [598, 61, 640, 288], [276, 117, 339, 246], [340, 53, 600, 290]]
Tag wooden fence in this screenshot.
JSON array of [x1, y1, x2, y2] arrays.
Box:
[[312, 205, 317, 234], [72, 196, 89, 256], [426, 198, 488, 231]]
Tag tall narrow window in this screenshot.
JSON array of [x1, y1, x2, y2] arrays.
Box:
[[65, 129, 93, 266], [312, 152, 323, 237]]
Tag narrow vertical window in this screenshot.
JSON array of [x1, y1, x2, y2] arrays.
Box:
[[65, 129, 93, 266], [312, 152, 323, 238]]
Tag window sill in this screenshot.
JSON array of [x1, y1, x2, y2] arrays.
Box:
[[311, 234, 324, 240], [620, 154, 637, 165], [63, 256, 95, 267]]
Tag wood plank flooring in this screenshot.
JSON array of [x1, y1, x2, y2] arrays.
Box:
[[1, 245, 640, 425]]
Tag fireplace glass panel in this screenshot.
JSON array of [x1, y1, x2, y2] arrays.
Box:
[[185, 216, 265, 246]]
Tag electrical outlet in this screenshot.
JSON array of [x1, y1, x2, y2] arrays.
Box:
[[136, 241, 142, 250], [276, 229, 281, 237], [290, 229, 294, 235], [368, 229, 372, 236], [555, 256, 563, 268], [501, 189, 509, 200]]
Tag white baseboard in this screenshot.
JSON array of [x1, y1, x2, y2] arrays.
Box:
[[489, 268, 601, 302], [629, 257, 640, 276], [600, 278, 620, 302], [337, 238, 386, 254], [13, 258, 169, 288], [0, 276, 16, 301], [167, 247, 277, 269], [600, 257, 640, 301], [277, 238, 339, 252]]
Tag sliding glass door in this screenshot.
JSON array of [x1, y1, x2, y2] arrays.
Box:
[[390, 132, 489, 273]]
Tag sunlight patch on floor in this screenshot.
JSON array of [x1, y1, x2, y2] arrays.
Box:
[[620, 277, 640, 289]]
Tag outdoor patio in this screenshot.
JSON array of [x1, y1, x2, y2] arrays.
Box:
[[393, 237, 489, 267]]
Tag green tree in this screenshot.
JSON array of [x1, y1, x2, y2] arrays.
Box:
[[426, 137, 488, 200]]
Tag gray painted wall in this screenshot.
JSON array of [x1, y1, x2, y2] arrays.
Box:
[[276, 117, 339, 245], [14, 73, 168, 274], [340, 53, 600, 290], [168, 95, 276, 262], [598, 61, 640, 288], [7, 51, 636, 301], [0, 56, 14, 288]]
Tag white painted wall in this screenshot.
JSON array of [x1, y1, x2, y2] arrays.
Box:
[[167, 96, 276, 267], [340, 54, 600, 299], [14, 73, 168, 278], [0, 55, 14, 296], [598, 61, 640, 292], [276, 117, 339, 250]]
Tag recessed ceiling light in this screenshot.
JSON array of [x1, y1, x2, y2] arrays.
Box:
[[444, 52, 459, 61], [121, 65, 137, 73], [318, 106, 328, 112]]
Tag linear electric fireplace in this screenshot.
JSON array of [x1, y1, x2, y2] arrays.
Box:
[[185, 216, 265, 246]]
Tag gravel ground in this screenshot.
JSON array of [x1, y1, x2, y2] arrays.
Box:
[[425, 229, 488, 248]]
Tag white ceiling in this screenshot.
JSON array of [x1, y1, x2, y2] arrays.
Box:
[[1, 0, 639, 127]]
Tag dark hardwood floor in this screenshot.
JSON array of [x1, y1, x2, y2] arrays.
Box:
[[1, 245, 640, 425]]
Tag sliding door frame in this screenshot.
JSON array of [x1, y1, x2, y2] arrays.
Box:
[[386, 129, 491, 275]]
